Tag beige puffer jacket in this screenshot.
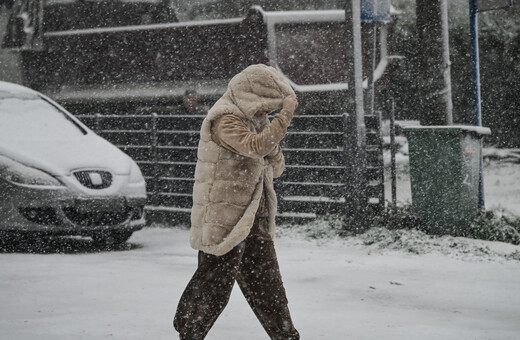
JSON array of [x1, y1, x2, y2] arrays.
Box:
[[189, 64, 296, 256]]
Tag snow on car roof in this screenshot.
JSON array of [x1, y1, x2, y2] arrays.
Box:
[[0, 81, 39, 100]]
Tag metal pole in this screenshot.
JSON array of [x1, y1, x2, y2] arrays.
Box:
[[469, 0, 485, 210], [390, 97, 397, 206], [469, 0, 482, 126]]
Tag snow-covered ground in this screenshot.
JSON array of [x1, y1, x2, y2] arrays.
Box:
[[1, 158, 519, 340]]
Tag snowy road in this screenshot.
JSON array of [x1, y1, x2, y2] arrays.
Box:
[[1, 226, 519, 340], [1, 162, 520, 340]]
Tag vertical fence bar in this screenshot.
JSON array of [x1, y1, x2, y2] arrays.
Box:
[[95, 113, 101, 133], [151, 113, 159, 205]]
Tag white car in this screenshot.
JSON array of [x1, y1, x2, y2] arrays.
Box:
[[0, 81, 147, 245]]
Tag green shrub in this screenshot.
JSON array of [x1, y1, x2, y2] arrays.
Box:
[[369, 204, 520, 245], [463, 211, 520, 245], [371, 204, 422, 231]]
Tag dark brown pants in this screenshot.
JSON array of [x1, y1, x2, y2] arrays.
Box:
[[174, 219, 299, 340]]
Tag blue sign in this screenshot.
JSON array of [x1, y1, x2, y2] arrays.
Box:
[[361, 0, 391, 21]]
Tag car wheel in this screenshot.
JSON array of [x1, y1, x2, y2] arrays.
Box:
[[91, 230, 133, 247]]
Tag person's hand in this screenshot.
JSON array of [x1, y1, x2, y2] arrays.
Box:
[[282, 95, 298, 114]]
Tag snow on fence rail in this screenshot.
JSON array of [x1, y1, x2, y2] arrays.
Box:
[[76, 112, 353, 224]]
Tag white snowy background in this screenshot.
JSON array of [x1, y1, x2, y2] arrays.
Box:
[[1, 147, 519, 340]]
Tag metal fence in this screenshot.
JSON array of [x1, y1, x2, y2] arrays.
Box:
[[76, 111, 382, 225]]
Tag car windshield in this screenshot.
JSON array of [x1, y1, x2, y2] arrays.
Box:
[[0, 94, 86, 141]]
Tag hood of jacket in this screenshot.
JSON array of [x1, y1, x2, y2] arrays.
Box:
[[206, 64, 295, 124]]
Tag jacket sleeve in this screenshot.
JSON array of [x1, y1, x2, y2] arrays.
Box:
[[214, 109, 293, 159], [266, 145, 285, 178]]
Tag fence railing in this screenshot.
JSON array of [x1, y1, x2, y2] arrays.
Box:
[[76, 112, 368, 225]]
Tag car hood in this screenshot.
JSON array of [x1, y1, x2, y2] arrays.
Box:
[[0, 133, 132, 176]]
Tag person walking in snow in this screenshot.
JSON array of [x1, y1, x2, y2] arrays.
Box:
[[174, 64, 300, 340]]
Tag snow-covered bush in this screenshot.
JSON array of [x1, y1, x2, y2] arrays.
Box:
[[283, 204, 520, 247], [463, 211, 520, 245]]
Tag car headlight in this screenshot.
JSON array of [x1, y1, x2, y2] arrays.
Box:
[[0, 155, 62, 186], [128, 160, 145, 184]]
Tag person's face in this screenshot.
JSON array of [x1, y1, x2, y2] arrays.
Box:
[[183, 93, 198, 112]]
